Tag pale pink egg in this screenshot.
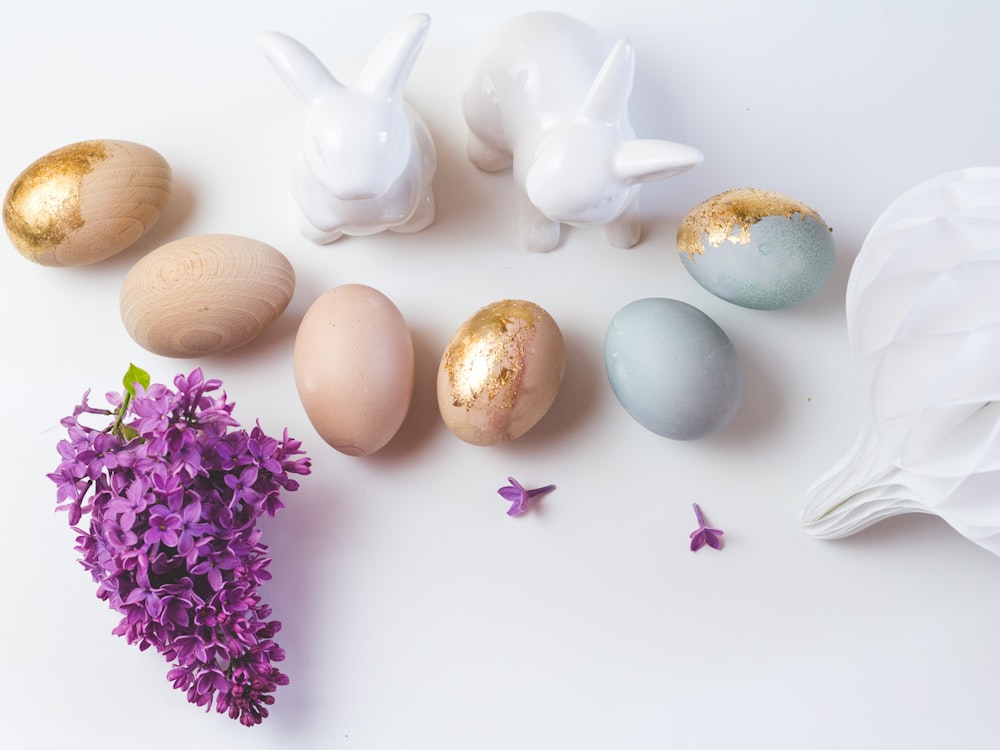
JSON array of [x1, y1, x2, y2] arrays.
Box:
[[294, 284, 414, 456]]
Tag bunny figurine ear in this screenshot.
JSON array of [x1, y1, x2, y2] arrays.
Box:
[[260, 31, 342, 104], [579, 37, 635, 125], [613, 139, 703, 184], [354, 13, 431, 98]]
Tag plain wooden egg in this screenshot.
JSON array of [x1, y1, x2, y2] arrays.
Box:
[[437, 299, 565, 446], [120, 234, 295, 357], [294, 284, 415, 456], [3, 139, 171, 266]]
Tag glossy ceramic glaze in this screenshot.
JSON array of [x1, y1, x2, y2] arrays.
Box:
[[261, 14, 436, 243], [462, 11, 702, 252]]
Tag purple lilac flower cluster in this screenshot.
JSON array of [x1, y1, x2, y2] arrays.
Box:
[[48, 366, 311, 726]]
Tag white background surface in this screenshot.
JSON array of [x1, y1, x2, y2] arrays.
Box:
[[3, 1, 999, 748]]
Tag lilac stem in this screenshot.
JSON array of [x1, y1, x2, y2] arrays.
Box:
[[692, 503, 706, 527], [527, 484, 556, 499]]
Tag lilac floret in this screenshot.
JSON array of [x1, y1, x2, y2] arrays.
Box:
[[497, 477, 555, 516], [689, 503, 724, 552], [48, 366, 311, 726]]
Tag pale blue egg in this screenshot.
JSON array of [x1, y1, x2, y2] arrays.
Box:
[[677, 188, 835, 310], [604, 298, 743, 440]]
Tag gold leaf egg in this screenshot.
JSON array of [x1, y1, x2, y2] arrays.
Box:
[[119, 234, 295, 358], [676, 187, 835, 309], [437, 299, 565, 446], [3, 139, 171, 266]]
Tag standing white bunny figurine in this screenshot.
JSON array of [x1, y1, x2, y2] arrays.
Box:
[[462, 12, 702, 252], [260, 14, 436, 243]]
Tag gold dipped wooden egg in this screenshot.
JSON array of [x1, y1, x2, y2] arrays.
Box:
[[119, 234, 295, 358], [3, 139, 172, 266]]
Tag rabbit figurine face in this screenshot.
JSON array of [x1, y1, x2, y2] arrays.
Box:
[[261, 15, 436, 243], [302, 94, 413, 201], [462, 12, 702, 252]]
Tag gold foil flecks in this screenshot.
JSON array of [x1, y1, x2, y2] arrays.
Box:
[[677, 187, 824, 260], [444, 300, 538, 413], [3, 140, 109, 260]]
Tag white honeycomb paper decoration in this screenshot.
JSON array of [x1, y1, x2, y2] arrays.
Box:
[[802, 167, 1000, 554]]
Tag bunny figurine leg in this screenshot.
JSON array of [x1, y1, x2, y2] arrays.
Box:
[[467, 132, 513, 172], [602, 197, 641, 248], [292, 167, 346, 244], [298, 216, 344, 244], [393, 191, 435, 234], [519, 192, 561, 252], [462, 84, 513, 172]]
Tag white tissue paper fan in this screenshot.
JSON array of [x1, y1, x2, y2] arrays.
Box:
[[802, 167, 1000, 554]]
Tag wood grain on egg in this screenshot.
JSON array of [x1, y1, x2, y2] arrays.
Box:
[[119, 234, 295, 358], [3, 139, 171, 266]]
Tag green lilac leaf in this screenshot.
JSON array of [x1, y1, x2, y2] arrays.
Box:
[[122, 363, 151, 397]]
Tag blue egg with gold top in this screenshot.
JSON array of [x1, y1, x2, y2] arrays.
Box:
[[605, 298, 743, 440], [677, 188, 835, 310]]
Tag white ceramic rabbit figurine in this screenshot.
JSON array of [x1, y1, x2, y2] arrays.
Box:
[[260, 14, 436, 243], [462, 12, 702, 252]]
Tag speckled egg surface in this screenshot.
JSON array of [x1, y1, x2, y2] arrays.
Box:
[[605, 298, 742, 440], [437, 299, 565, 446], [677, 187, 835, 309]]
